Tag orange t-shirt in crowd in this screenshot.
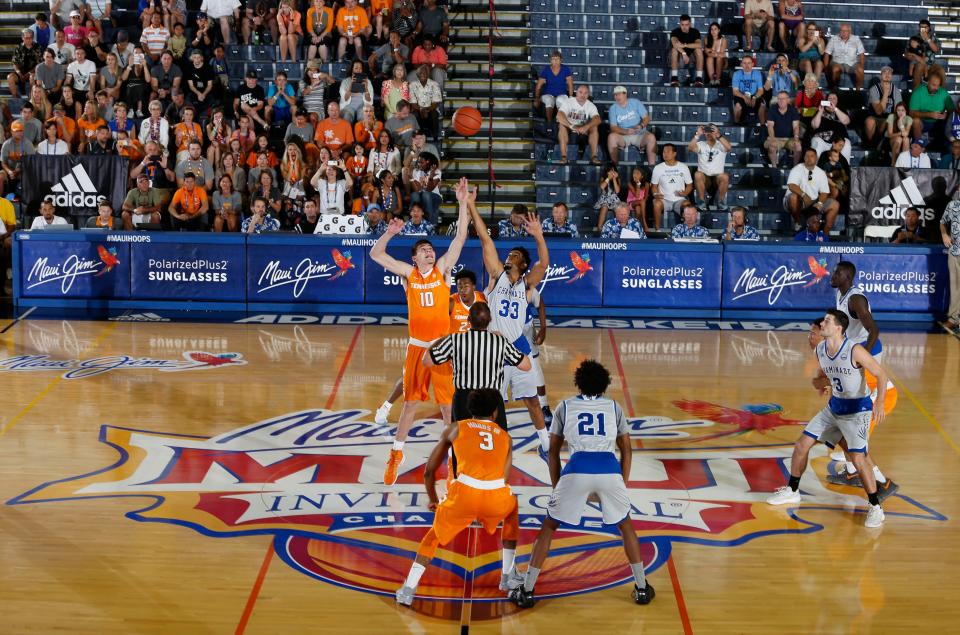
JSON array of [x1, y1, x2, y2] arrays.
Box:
[[370, 0, 393, 16], [345, 154, 368, 178], [354, 120, 383, 151], [306, 6, 335, 36], [170, 186, 208, 217], [77, 117, 106, 143], [174, 121, 203, 153], [246, 150, 279, 169], [335, 5, 370, 33], [315, 118, 354, 152], [407, 265, 450, 343]]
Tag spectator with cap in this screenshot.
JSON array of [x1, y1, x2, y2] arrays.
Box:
[[48, 100, 77, 150], [498, 204, 530, 239], [671, 202, 709, 238], [823, 23, 865, 89], [607, 85, 657, 166], [688, 124, 731, 209], [0, 121, 35, 196], [764, 53, 800, 105], [63, 9, 86, 48], [188, 12, 215, 59], [168, 172, 209, 231], [863, 66, 901, 148], [367, 204, 388, 237], [725, 206, 759, 240], [895, 138, 932, 169], [401, 203, 436, 236], [122, 172, 163, 229], [541, 201, 578, 237], [600, 201, 646, 239], [534, 50, 572, 124], [9, 29, 41, 100], [234, 70, 269, 132]]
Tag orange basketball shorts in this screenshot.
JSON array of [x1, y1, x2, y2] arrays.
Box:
[[402, 344, 453, 405], [432, 481, 517, 545]]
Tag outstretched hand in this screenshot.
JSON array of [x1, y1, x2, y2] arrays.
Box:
[[523, 212, 543, 237], [386, 217, 405, 235], [455, 176, 470, 202]]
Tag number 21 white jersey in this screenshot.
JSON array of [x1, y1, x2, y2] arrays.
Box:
[[550, 395, 629, 454]]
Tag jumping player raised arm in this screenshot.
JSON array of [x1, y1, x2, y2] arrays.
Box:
[[370, 176, 473, 485], [467, 198, 553, 454]]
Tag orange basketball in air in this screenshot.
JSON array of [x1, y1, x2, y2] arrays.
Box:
[[452, 106, 483, 137]]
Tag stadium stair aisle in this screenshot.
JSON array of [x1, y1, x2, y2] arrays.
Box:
[[441, 0, 536, 222], [0, 0, 50, 96], [928, 1, 960, 78]]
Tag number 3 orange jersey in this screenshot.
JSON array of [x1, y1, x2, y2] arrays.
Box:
[[452, 419, 511, 481]]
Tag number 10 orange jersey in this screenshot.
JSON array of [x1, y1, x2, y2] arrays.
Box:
[[407, 266, 451, 344]]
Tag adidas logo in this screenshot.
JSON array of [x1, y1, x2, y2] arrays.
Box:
[[44, 165, 107, 209], [871, 177, 935, 223], [108, 312, 170, 322]]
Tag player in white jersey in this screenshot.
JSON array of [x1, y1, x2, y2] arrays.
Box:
[[807, 318, 898, 499], [506, 360, 654, 607], [467, 197, 553, 454], [829, 260, 896, 468], [522, 287, 552, 424], [768, 310, 889, 527]]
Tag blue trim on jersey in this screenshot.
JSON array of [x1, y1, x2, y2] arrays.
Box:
[[512, 334, 532, 355], [825, 337, 848, 361], [847, 447, 867, 454], [828, 396, 873, 415], [823, 440, 835, 449], [561, 451, 621, 476], [869, 339, 882, 356], [803, 430, 820, 441]]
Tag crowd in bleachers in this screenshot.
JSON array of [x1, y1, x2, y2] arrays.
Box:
[[532, 1, 958, 243], [3, 0, 452, 236]]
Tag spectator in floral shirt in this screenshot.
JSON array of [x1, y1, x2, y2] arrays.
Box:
[[242, 196, 281, 234], [497, 204, 530, 239], [540, 201, 578, 237], [8, 29, 42, 99], [671, 203, 709, 238], [724, 206, 759, 240], [601, 202, 645, 239], [401, 202, 436, 235], [367, 204, 388, 237], [940, 197, 960, 332]]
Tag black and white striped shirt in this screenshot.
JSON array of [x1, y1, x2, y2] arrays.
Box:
[[429, 330, 525, 390]]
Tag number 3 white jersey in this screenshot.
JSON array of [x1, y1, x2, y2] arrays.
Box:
[[488, 272, 532, 354], [816, 338, 871, 415], [550, 395, 629, 454]]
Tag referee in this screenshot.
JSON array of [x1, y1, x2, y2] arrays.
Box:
[[424, 301, 531, 430]]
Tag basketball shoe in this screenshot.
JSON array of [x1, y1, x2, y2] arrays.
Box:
[[508, 585, 536, 609], [374, 401, 392, 425], [395, 585, 415, 606], [766, 486, 801, 505], [865, 504, 884, 528], [500, 566, 525, 592], [384, 449, 404, 485], [632, 582, 655, 605]]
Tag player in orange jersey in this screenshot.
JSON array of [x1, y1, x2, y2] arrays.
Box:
[[373, 268, 485, 425], [371, 177, 472, 485], [395, 389, 520, 606], [449, 269, 486, 333], [808, 318, 898, 499]]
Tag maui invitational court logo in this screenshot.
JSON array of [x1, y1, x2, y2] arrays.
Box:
[[0, 351, 246, 379], [7, 406, 944, 621]]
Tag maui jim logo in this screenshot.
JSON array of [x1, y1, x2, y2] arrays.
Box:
[[27, 255, 103, 293], [256, 250, 355, 297], [0, 351, 246, 379], [732, 266, 812, 305]]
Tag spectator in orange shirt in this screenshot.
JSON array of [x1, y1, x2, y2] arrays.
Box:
[[345, 142, 369, 184], [76, 99, 106, 148], [168, 172, 209, 231], [306, 0, 336, 63], [410, 37, 447, 87], [369, 0, 392, 42], [354, 104, 384, 151], [336, 0, 371, 62], [174, 105, 203, 162], [48, 102, 77, 151], [277, 0, 303, 63], [245, 134, 279, 169], [315, 101, 355, 157]]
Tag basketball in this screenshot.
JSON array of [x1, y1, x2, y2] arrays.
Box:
[[452, 106, 483, 137]]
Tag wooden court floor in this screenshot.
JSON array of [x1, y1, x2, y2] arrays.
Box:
[[1, 318, 958, 634]]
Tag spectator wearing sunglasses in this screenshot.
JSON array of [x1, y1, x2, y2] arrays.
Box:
[[688, 124, 731, 209]]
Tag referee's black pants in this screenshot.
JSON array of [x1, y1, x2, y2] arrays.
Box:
[[449, 387, 508, 478]]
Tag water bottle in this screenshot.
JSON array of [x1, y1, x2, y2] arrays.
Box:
[[547, 147, 554, 162], [252, 30, 260, 45]]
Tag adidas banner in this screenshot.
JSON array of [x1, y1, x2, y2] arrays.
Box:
[[22, 155, 129, 217], [850, 168, 959, 234]]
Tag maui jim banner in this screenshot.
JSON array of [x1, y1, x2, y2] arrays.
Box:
[[17, 233, 130, 298], [722, 244, 948, 312], [364, 238, 484, 304], [850, 167, 958, 234], [247, 236, 364, 302], [22, 155, 129, 217], [486, 243, 604, 307]]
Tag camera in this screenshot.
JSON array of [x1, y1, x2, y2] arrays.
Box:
[[328, 160, 338, 166]]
